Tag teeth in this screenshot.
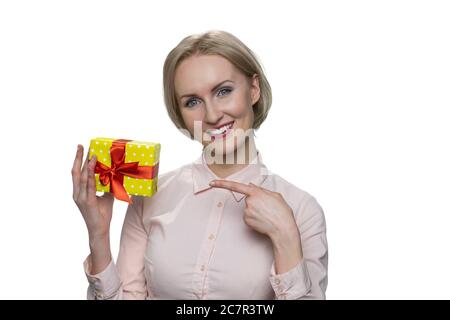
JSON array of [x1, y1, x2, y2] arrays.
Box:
[[207, 123, 233, 135], [209, 128, 225, 135]]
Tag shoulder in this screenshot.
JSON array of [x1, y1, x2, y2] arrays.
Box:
[[264, 173, 326, 228]]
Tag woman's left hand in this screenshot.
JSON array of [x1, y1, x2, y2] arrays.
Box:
[[209, 180, 298, 240]]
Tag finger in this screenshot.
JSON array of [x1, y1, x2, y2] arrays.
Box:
[[248, 182, 263, 190], [249, 182, 271, 194], [209, 179, 254, 195], [79, 150, 91, 200], [101, 192, 114, 200], [98, 192, 115, 210], [72, 144, 83, 199], [86, 155, 98, 204]]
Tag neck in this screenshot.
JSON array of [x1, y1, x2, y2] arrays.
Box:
[[205, 135, 258, 179]]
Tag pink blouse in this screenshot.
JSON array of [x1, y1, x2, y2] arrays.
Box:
[[83, 150, 328, 299]]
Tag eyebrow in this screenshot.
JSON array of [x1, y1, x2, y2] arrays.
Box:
[[179, 80, 234, 100]]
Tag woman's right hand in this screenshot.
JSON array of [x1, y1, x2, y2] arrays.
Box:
[[72, 144, 114, 240]]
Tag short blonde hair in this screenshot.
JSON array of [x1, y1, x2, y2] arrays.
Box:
[[163, 30, 272, 132]]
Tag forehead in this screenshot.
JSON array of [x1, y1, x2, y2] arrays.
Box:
[[174, 54, 240, 96]]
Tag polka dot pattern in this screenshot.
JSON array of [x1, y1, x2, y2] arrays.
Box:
[[88, 137, 160, 198]]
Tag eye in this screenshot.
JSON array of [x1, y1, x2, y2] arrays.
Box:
[[185, 98, 200, 108], [217, 87, 232, 97]]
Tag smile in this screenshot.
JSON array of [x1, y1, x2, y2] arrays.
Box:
[[205, 121, 234, 139]]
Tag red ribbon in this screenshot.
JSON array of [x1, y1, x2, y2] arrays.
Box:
[[94, 139, 158, 204]]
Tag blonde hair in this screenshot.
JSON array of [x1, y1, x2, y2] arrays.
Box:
[[163, 30, 272, 132]]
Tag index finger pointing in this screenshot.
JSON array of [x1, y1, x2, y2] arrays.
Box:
[[209, 180, 254, 195]]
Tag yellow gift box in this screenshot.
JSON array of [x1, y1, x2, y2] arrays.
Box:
[[88, 137, 161, 203]]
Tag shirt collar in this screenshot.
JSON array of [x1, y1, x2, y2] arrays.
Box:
[[191, 149, 269, 202]]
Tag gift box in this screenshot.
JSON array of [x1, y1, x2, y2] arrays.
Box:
[[88, 137, 160, 203]]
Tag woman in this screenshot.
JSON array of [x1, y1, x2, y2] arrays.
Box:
[[72, 30, 328, 300]]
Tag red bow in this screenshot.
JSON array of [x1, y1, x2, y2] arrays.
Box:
[[94, 139, 158, 203]]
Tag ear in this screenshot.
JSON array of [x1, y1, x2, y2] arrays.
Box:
[[250, 73, 261, 106]]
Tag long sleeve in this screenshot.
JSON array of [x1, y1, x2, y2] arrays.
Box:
[[269, 196, 328, 299], [83, 196, 149, 300]]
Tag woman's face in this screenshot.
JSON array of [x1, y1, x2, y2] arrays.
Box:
[[174, 54, 260, 157]]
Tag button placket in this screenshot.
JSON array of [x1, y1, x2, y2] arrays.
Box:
[[191, 196, 226, 298]]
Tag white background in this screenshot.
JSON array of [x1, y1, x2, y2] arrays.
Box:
[[0, 0, 449, 299]]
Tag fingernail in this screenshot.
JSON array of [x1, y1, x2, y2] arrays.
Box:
[[209, 181, 216, 186]]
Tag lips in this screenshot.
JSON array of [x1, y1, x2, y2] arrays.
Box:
[[205, 121, 234, 138]]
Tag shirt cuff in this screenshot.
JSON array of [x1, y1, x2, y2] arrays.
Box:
[[269, 259, 312, 299], [83, 254, 122, 299]]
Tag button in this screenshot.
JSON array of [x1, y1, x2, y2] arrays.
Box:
[[274, 279, 281, 285], [217, 202, 223, 207], [208, 234, 215, 240], [200, 265, 205, 271]]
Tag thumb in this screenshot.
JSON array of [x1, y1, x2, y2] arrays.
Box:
[[102, 192, 115, 201], [249, 182, 260, 189], [102, 192, 113, 198]]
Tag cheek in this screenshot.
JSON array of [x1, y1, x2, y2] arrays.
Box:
[[233, 95, 255, 121], [226, 94, 252, 116], [180, 109, 204, 132]]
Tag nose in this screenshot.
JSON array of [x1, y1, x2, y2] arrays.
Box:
[[203, 100, 223, 125]]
